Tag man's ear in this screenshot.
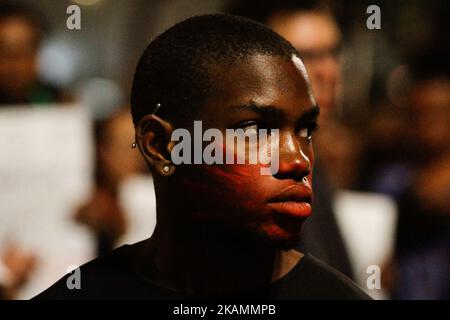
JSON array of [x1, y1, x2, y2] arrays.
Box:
[[135, 114, 174, 175]]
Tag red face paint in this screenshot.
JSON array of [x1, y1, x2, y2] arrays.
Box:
[[175, 139, 313, 249]]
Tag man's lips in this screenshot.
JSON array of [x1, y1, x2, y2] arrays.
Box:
[[269, 201, 312, 217], [268, 185, 312, 218]]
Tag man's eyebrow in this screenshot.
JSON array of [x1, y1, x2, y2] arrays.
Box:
[[298, 105, 320, 122], [228, 103, 285, 118], [228, 103, 320, 121]]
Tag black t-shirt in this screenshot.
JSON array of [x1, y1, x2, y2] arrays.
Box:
[[34, 240, 371, 300]]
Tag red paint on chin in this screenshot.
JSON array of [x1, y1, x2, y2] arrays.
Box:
[[263, 218, 305, 241]]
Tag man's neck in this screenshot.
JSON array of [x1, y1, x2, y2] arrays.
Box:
[[141, 222, 303, 296]]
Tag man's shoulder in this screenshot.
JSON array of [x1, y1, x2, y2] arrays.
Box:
[[33, 241, 147, 299], [276, 254, 372, 300]]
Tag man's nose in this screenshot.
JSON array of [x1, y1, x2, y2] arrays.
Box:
[[274, 132, 311, 182]]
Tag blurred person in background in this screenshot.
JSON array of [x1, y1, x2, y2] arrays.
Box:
[[390, 49, 450, 299], [0, 2, 70, 105], [314, 119, 363, 190], [358, 105, 415, 199], [75, 107, 146, 257], [229, 0, 342, 120], [229, 0, 356, 278]]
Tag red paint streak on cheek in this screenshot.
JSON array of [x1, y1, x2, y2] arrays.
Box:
[[178, 163, 268, 223], [197, 142, 266, 187], [177, 164, 259, 199], [177, 163, 267, 216], [201, 163, 261, 189], [178, 140, 272, 206]]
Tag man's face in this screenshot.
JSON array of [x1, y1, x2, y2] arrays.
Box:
[[0, 16, 38, 96], [174, 54, 318, 249], [268, 12, 341, 117]]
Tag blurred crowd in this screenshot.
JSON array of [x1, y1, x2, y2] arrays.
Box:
[[0, 0, 448, 299]]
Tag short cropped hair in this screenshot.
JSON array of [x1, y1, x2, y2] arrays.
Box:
[[130, 14, 298, 127]]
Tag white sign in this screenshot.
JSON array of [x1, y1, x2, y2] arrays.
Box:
[[0, 105, 95, 299], [334, 190, 397, 300]]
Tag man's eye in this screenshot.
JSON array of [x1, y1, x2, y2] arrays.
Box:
[[298, 125, 317, 142], [241, 122, 258, 134], [298, 128, 309, 139]]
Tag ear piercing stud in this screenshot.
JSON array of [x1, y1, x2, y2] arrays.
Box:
[[161, 164, 175, 176], [153, 103, 162, 115], [303, 176, 308, 183], [131, 142, 137, 149]]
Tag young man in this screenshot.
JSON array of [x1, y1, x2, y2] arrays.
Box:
[[35, 14, 369, 299], [229, 0, 354, 279]]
